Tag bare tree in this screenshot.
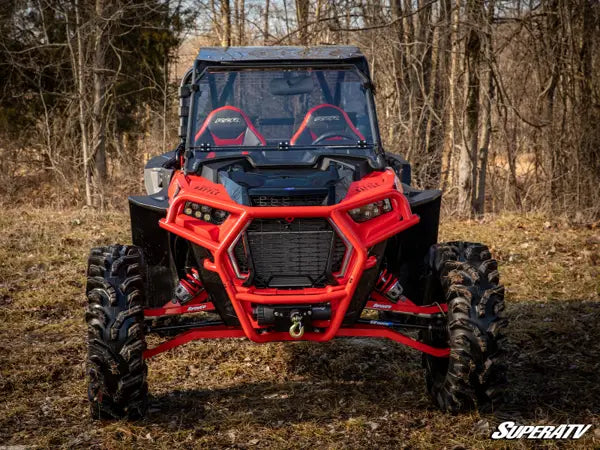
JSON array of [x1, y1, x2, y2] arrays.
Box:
[[458, 0, 483, 216], [220, 0, 231, 47], [2, 0, 600, 217], [262, 0, 270, 44], [473, 0, 495, 214], [295, 0, 309, 45], [234, 0, 245, 45], [69, 0, 93, 206], [92, 0, 108, 205]]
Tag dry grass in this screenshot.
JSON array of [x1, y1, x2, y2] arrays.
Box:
[[0, 208, 599, 448]]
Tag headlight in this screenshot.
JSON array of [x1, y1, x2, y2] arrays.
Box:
[[182, 201, 229, 225], [348, 199, 392, 223]]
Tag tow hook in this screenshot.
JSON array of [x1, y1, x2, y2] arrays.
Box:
[[289, 313, 305, 338]]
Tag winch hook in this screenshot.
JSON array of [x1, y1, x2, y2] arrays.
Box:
[[289, 313, 305, 338]]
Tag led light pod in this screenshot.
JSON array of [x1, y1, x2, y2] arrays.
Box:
[[182, 201, 229, 225], [348, 199, 393, 223]]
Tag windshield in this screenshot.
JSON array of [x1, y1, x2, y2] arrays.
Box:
[[190, 67, 376, 149]]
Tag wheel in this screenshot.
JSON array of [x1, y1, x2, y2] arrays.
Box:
[[422, 241, 508, 413], [85, 245, 148, 419]]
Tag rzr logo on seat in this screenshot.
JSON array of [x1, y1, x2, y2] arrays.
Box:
[[214, 117, 242, 124], [314, 116, 340, 122]]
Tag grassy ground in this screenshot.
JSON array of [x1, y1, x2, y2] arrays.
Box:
[[0, 208, 598, 448]]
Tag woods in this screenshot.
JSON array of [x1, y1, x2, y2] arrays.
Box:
[[0, 0, 189, 206], [1, 2, 600, 447], [0, 0, 598, 218]]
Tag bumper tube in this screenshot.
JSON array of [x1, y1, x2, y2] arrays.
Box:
[[148, 169, 444, 354]]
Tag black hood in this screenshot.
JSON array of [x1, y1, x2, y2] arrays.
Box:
[[197, 156, 374, 206]]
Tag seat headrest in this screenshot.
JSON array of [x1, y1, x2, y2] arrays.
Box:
[[290, 104, 365, 145], [195, 106, 266, 146], [206, 108, 248, 139]]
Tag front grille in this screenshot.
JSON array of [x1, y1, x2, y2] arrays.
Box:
[[235, 218, 347, 288], [233, 237, 249, 274], [250, 193, 327, 207], [331, 234, 347, 273]]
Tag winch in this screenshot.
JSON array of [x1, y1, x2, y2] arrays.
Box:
[[253, 304, 331, 336]]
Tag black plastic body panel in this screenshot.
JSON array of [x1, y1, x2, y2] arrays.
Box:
[[129, 192, 169, 213], [384, 189, 442, 305], [343, 241, 387, 324], [129, 196, 176, 307], [192, 244, 240, 325]]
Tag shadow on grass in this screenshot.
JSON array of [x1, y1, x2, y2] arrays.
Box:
[[146, 299, 600, 428]]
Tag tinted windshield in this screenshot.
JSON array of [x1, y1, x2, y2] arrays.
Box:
[[190, 68, 376, 149]]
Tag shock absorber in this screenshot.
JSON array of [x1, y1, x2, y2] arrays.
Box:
[[173, 267, 204, 304], [375, 268, 403, 302]]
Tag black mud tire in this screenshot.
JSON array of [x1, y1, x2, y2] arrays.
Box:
[[85, 245, 148, 420], [422, 241, 508, 413]]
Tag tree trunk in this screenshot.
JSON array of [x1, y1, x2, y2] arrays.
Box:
[[295, 0, 309, 46], [210, 0, 222, 43], [542, 0, 560, 209], [422, 1, 441, 187], [92, 0, 107, 205], [240, 0, 245, 45], [162, 0, 171, 151], [441, 0, 460, 192], [234, 0, 245, 45], [391, 0, 408, 152], [458, 0, 482, 217], [262, 0, 269, 45], [578, 0, 599, 208], [71, 0, 92, 207], [220, 0, 231, 47], [473, 0, 494, 214]]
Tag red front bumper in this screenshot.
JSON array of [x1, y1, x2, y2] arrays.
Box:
[[143, 169, 449, 359]]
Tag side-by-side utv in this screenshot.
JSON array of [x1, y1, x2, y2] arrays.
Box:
[[85, 46, 507, 419]]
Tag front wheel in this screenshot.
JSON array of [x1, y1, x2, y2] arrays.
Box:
[[422, 242, 508, 413], [85, 245, 148, 419]]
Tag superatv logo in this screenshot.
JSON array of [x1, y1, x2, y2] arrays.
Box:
[[491, 421, 591, 440], [214, 117, 241, 124], [313, 115, 340, 122]]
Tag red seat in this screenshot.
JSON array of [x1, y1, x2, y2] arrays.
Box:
[[195, 106, 266, 146], [290, 104, 364, 145]]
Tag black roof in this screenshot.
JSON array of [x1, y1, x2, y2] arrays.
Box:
[[196, 46, 365, 63]]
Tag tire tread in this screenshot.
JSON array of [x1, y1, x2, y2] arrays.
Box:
[[423, 241, 508, 413], [85, 245, 148, 420]]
